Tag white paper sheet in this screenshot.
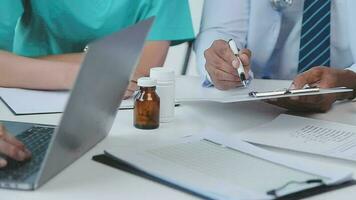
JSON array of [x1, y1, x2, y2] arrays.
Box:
[[239, 114, 356, 162], [175, 76, 353, 103], [106, 131, 352, 200], [0, 76, 352, 115], [0, 88, 134, 115]]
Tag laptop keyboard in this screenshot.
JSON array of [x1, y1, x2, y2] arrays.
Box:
[[0, 126, 54, 181]]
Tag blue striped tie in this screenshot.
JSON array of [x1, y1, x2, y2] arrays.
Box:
[[298, 0, 331, 73]]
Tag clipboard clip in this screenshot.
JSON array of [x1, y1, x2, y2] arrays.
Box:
[[249, 87, 320, 98], [266, 179, 324, 198]]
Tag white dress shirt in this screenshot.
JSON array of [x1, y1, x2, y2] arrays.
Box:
[[194, 0, 355, 85]]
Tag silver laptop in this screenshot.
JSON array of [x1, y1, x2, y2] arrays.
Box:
[[0, 18, 154, 190]]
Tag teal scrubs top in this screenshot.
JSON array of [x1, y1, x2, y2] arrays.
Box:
[[0, 0, 23, 51], [2, 0, 194, 57]]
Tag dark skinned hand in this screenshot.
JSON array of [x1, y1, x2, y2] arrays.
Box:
[[267, 67, 356, 113]]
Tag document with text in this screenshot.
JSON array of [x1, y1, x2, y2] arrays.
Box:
[[104, 131, 352, 200], [239, 114, 356, 162]]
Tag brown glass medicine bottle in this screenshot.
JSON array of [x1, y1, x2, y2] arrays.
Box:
[[134, 77, 160, 129]]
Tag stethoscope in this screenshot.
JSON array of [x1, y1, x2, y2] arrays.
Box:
[[271, 0, 293, 11]]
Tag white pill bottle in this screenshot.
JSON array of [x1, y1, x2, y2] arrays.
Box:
[[150, 67, 175, 123]]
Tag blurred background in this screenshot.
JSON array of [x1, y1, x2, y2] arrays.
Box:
[[164, 0, 203, 76]]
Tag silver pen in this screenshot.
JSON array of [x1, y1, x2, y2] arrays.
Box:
[[228, 39, 247, 87]]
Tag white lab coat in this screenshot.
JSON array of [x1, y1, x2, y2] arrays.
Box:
[[194, 0, 356, 82]]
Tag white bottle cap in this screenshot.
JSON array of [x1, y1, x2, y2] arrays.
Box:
[[150, 67, 175, 82], [137, 77, 157, 87]]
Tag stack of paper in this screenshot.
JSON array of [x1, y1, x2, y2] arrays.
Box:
[[239, 114, 356, 162]]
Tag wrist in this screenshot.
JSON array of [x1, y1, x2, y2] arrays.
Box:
[[341, 69, 356, 99], [134, 66, 162, 80], [61, 64, 80, 89], [341, 69, 356, 87]]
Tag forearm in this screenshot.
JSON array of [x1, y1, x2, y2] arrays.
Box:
[[37, 41, 170, 83], [131, 41, 170, 80], [39, 52, 84, 64], [0, 51, 79, 90], [341, 69, 356, 99]]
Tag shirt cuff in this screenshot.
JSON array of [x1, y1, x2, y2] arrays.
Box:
[[345, 64, 356, 73], [202, 70, 254, 88], [202, 74, 214, 87]]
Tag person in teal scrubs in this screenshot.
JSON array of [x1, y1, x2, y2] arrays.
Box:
[[0, 0, 23, 52], [0, 0, 194, 167], [0, 0, 194, 96]]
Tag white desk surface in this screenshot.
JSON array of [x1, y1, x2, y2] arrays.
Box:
[[1, 99, 356, 200]]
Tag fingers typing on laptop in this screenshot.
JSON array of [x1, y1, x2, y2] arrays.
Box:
[[0, 124, 31, 168]]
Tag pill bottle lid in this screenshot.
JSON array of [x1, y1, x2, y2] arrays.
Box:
[[137, 77, 157, 87], [150, 67, 175, 82]]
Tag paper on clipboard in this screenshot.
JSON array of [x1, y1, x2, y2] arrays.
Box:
[[175, 76, 353, 103], [104, 130, 353, 200]]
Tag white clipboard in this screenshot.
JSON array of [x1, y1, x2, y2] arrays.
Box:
[[104, 130, 354, 200]]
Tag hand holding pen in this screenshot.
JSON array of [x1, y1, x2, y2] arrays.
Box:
[[204, 39, 251, 90], [228, 39, 247, 87]]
